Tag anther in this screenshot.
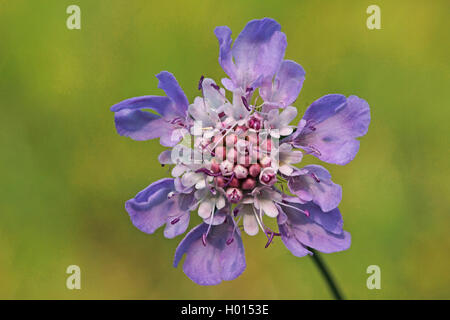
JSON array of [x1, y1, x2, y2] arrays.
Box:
[[195, 168, 221, 176], [241, 96, 250, 111], [308, 145, 322, 156], [171, 217, 180, 225], [202, 233, 207, 246], [226, 238, 234, 245], [198, 75, 204, 90], [211, 83, 220, 91]]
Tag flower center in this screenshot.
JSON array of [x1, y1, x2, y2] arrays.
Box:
[[195, 112, 279, 203]]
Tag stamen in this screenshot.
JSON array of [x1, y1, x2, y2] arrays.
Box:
[[170, 211, 189, 225], [265, 232, 275, 248], [169, 117, 184, 126], [241, 96, 251, 111], [167, 191, 176, 199], [195, 168, 222, 176], [310, 172, 321, 183], [233, 208, 240, 216], [252, 206, 269, 239], [223, 172, 236, 188], [227, 215, 241, 245], [198, 75, 204, 90], [203, 202, 217, 245], [211, 83, 220, 91], [264, 229, 281, 248], [275, 201, 310, 217], [308, 145, 322, 156]]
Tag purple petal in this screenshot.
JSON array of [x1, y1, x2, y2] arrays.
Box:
[[156, 71, 189, 117], [114, 109, 165, 141], [157, 125, 185, 147], [177, 192, 197, 211], [287, 165, 342, 212], [173, 219, 246, 285], [278, 224, 312, 257], [214, 26, 237, 83], [260, 60, 305, 107], [216, 18, 287, 90], [276, 208, 311, 257], [203, 208, 228, 225], [158, 150, 173, 165], [110, 95, 172, 115], [164, 212, 190, 239], [283, 201, 343, 235], [278, 205, 351, 254], [291, 94, 370, 165], [125, 178, 190, 238], [111, 72, 189, 145]]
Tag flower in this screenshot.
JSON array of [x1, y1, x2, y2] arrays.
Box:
[[111, 18, 370, 286]]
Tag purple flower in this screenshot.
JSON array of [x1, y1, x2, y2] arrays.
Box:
[[111, 18, 370, 286]]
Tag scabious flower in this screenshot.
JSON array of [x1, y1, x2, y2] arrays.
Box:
[[111, 18, 370, 285]]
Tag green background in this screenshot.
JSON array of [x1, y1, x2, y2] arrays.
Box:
[[1, 0, 449, 299]]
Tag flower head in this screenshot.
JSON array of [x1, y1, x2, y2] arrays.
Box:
[[111, 18, 370, 285]]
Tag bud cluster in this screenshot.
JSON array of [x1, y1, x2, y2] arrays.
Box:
[[198, 113, 279, 203]]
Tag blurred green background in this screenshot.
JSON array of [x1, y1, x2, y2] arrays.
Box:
[[0, 0, 449, 299]]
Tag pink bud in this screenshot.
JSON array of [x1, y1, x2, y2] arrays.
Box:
[[210, 159, 220, 173], [228, 177, 240, 188], [260, 139, 272, 152], [233, 165, 248, 179], [247, 113, 263, 131], [241, 178, 256, 190], [247, 132, 259, 145], [220, 160, 234, 176], [226, 148, 238, 163], [214, 146, 226, 160], [215, 176, 226, 188], [249, 164, 261, 177], [226, 187, 243, 203], [259, 167, 277, 186], [237, 155, 251, 167], [259, 156, 271, 168], [235, 139, 249, 155], [225, 133, 237, 147], [212, 134, 224, 144], [235, 125, 248, 133]]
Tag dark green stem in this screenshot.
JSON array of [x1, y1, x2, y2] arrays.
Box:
[[309, 249, 344, 300]]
